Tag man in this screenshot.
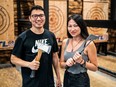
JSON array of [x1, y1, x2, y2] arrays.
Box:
[[11, 5, 61, 87]]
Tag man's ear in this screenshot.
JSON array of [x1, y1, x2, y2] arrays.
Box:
[[29, 16, 31, 21]]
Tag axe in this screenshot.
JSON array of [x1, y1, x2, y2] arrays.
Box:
[[30, 43, 51, 78], [79, 34, 99, 54], [66, 34, 99, 69]]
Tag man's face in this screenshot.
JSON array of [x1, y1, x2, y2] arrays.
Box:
[[29, 9, 45, 29]]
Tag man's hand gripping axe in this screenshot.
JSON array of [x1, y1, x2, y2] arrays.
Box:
[[30, 43, 51, 78]]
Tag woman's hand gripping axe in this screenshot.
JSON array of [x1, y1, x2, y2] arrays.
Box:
[[65, 34, 99, 69], [30, 43, 51, 78]]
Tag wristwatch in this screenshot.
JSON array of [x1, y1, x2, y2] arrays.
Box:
[[81, 60, 86, 68]]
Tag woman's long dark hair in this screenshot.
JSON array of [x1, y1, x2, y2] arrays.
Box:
[[67, 14, 89, 39]]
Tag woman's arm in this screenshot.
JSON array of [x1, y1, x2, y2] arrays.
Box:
[[60, 39, 67, 68], [84, 41, 98, 71]]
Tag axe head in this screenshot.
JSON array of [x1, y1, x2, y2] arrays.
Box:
[[86, 34, 99, 41], [79, 34, 99, 54], [37, 43, 51, 54]]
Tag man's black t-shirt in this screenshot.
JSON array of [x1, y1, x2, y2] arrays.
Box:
[[12, 29, 58, 87]]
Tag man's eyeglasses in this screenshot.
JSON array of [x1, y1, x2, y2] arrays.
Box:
[[31, 14, 45, 19]]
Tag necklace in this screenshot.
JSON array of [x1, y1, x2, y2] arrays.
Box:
[[71, 38, 82, 52]]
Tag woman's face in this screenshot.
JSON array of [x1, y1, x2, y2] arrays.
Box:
[[68, 19, 81, 37]]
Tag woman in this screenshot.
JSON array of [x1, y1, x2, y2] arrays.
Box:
[[60, 14, 98, 87]]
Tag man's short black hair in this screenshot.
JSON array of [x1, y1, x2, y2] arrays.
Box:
[[29, 5, 45, 15]]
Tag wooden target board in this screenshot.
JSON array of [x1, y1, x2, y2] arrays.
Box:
[[83, 0, 109, 35], [0, 6, 10, 34], [35, 0, 67, 41], [0, 0, 14, 47], [49, 5, 64, 33]]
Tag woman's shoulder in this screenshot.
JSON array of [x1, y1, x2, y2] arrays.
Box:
[[62, 38, 70, 47], [87, 40, 95, 46], [85, 40, 96, 50]]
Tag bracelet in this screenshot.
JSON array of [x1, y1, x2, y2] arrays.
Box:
[[79, 59, 83, 64], [65, 65, 69, 69], [81, 60, 86, 67]]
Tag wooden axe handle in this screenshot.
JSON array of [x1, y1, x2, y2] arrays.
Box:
[[35, 49, 43, 61], [30, 49, 42, 78]]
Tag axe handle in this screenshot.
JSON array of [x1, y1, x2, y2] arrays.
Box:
[[30, 49, 43, 78], [66, 40, 94, 70], [35, 49, 43, 61]]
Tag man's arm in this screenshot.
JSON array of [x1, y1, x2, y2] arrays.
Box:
[[10, 55, 40, 70], [52, 52, 62, 87]]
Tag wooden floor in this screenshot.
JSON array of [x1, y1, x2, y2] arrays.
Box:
[[97, 54, 116, 72], [0, 54, 116, 87], [88, 70, 116, 87], [0, 67, 22, 87]]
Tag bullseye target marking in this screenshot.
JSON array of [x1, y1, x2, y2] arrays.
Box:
[[0, 6, 10, 35], [49, 5, 64, 33], [86, 7, 106, 32]]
